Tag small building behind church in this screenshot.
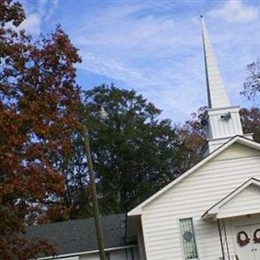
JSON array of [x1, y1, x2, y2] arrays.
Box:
[[25, 214, 138, 260]]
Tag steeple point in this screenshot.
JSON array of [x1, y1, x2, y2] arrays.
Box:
[[201, 16, 230, 109]]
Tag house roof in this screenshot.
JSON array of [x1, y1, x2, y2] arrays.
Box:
[[24, 214, 129, 258], [128, 136, 260, 216], [202, 178, 260, 219]]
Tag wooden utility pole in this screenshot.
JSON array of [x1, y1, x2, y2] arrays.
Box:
[[81, 124, 106, 260]]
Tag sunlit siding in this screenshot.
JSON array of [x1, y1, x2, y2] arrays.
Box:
[[218, 185, 260, 219], [141, 144, 260, 260]]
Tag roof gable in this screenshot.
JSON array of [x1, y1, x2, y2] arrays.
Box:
[[203, 178, 260, 219], [212, 142, 260, 162], [128, 136, 260, 216]]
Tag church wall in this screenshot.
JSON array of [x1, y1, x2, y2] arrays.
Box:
[[218, 184, 260, 219], [140, 145, 260, 260], [212, 143, 260, 161]]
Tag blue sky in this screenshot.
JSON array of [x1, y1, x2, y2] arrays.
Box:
[[20, 0, 260, 123]]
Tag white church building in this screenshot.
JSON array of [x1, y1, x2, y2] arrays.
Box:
[[27, 19, 260, 260], [127, 17, 260, 260]]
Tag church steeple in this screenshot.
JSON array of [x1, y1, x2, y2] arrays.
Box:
[[201, 17, 230, 109], [200, 16, 252, 155]]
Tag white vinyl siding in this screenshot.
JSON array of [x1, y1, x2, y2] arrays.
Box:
[[207, 108, 243, 140], [213, 143, 260, 161], [141, 144, 260, 260], [218, 184, 260, 219]]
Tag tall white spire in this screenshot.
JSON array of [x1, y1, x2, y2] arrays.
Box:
[[200, 16, 252, 155], [201, 16, 230, 109]]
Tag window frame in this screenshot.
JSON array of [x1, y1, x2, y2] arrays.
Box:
[[178, 217, 199, 260]]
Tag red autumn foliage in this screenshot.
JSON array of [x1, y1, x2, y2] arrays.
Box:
[[175, 106, 206, 170], [240, 107, 260, 143], [0, 0, 81, 258]]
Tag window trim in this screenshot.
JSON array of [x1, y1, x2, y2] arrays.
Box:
[[178, 217, 199, 260]]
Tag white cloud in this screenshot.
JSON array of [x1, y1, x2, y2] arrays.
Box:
[[39, 0, 59, 22], [70, 4, 204, 122], [19, 13, 41, 35], [208, 0, 258, 23], [78, 52, 149, 86], [19, 0, 59, 35]]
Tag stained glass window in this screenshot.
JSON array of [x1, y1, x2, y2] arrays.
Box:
[[179, 218, 198, 259]]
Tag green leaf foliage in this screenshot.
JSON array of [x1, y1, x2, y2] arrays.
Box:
[[65, 84, 184, 216]]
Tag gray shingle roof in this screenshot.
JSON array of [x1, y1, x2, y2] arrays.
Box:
[[24, 214, 127, 256]]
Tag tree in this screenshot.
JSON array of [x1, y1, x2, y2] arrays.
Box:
[[240, 59, 260, 142], [241, 58, 260, 100], [0, 0, 81, 258], [240, 107, 260, 143], [175, 107, 206, 170], [62, 85, 185, 216]]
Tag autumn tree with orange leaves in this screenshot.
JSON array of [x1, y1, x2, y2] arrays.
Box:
[[0, 0, 81, 258]]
